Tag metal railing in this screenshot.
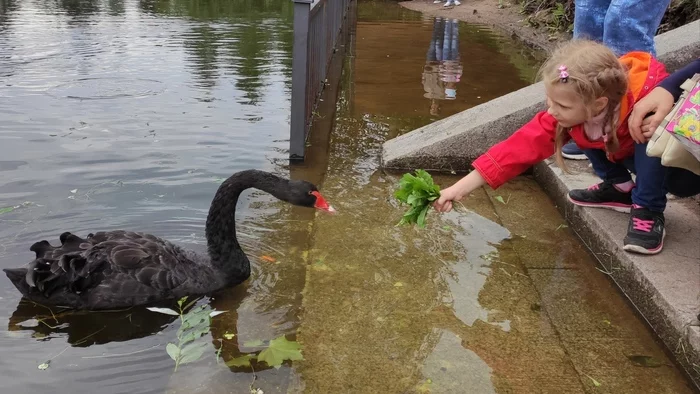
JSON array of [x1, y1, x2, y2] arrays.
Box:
[[290, 0, 353, 160]]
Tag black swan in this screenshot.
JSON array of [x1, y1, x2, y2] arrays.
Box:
[[3, 170, 335, 310]]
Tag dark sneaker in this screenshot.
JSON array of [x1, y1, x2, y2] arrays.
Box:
[[623, 206, 665, 255], [562, 140, 587, 160], [567, 182, 633, 213]]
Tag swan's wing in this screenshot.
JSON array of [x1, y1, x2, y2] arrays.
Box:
[[26, 231, 189, 298]]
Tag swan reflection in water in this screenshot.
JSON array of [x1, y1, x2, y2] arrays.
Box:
[[7, 297, 181, 347], [422, 17, 463, 116], [7, 286, 282, 372]]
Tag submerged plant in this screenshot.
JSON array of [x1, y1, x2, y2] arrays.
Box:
[[394, 169, 441, 228], [147, 296, 227, 371], [226, 335, 303, 369], [147, 297, 303, 372]]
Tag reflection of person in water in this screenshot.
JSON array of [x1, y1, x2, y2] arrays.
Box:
[[422, 18, 463, 116]]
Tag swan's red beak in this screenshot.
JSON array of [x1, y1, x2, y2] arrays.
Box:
[[311, 191, 336, 213]]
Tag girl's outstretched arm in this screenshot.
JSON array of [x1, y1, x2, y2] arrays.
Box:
[[433, 111, 559, 213]]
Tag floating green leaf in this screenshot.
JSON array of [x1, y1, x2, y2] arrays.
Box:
[[257, 336, 303, 369], [225, 354, 254, 368], [394, 170, 441, 228], [166, 343, 180, 361], [181, 306, 211, 329], [585, 374, 601, 387], [146, 307, 179, 316], [37, 362, 50, 370], [179, 325, 209, 345], [627, 355, 663, 368], [179, 342, 208, 365], [0, 206, 16, 215]]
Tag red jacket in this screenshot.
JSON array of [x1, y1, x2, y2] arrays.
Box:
[[473, 52, 669, 189]]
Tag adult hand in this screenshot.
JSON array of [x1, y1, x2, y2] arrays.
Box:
[[628, 87, 674, 143]]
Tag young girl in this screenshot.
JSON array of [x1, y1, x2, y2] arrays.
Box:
[[433, 39, 700, 255]]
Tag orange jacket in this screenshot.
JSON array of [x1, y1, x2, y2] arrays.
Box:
[[473, 52, 669, 189]]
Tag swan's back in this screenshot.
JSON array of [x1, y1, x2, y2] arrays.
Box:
[[3, 231, 218, 309]]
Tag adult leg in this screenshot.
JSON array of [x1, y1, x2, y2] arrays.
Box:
[[573, 0, 610, 42], [603, 0, 672, 56]]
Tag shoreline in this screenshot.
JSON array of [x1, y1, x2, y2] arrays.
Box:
[[398, 0, 570, 52]]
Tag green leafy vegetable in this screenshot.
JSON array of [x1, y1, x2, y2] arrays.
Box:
[[394, 169, 441, 228]]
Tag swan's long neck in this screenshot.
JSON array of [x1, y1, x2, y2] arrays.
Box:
[[205, 170, 288, 283]]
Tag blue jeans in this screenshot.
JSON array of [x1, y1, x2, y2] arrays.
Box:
[[584, 143, 700, 212], [573, 0, 671, 56]]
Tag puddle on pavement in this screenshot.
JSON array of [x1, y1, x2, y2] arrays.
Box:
[[0, 0, 695, 393]]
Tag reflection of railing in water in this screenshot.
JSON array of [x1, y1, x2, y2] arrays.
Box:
[[290, 0, 354, 161]]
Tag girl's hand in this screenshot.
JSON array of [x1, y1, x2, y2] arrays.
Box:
[[433, 185, 465, 213], [433, 170, 487, 213]]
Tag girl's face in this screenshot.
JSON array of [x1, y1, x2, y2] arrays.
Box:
[[545, 83, 589, 128]]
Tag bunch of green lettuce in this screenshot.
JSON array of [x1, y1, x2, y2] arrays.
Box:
[[394, 169, 441, 228]]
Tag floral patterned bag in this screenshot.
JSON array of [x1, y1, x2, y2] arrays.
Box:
[[646, 73, 700, 175]]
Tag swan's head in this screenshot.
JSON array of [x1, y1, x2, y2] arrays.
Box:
[[288, 180, 336, 214]]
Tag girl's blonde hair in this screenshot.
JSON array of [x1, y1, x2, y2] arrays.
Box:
[[538, 39, 628, 171]]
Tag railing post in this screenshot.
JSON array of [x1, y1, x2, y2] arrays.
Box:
[[290, 0, 353, 162], [290, 0, 313, 161]]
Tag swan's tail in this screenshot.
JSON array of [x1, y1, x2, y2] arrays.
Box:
[[3, 268, 31, 296], [3, 232, 95, 308]]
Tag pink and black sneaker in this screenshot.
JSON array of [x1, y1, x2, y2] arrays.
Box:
[[567, 182, 633, 213], [623, 206, 665, 255]]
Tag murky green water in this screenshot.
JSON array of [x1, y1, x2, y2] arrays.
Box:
[[0, 0, 694, 393]]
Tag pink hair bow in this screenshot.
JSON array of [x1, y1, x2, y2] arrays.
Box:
[[558, 65, 569, 82]]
